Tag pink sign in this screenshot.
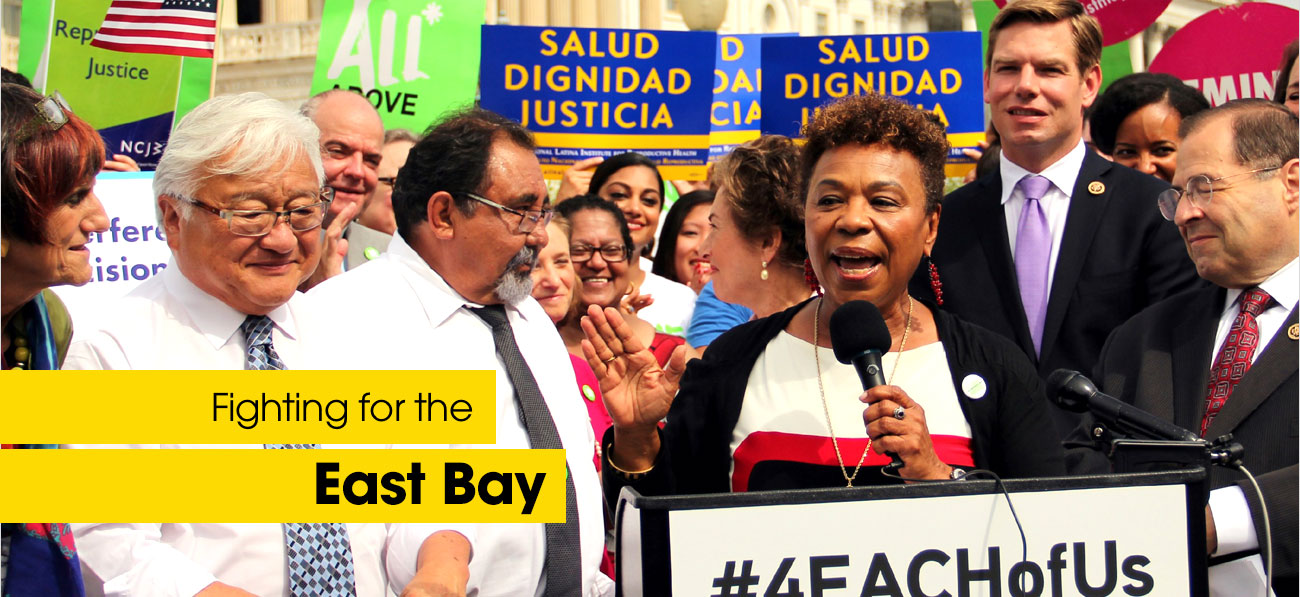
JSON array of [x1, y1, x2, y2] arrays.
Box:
[[993, 0, 1170, 47], [1149, 3, 1299, 107]]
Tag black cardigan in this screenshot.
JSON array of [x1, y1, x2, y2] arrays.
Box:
[[603, 299, 1065, 503]]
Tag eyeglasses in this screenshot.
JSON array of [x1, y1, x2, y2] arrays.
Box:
[[1157, 166, 1282, 221], [570, 244, 630, 264], [378, 176, 396, 188], [11, 91, 72, 146], [458, 191, 554, 234], [183, 187, 335, 237]]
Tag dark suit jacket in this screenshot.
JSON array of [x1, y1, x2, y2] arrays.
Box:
[[1068, 286, 1298, 593], [913, 151, 1203, 438]]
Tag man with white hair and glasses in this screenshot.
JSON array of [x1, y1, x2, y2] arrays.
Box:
[[63, 92, 393, 596]]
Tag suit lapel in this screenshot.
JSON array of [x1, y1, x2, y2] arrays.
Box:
[[972, 175, 1036, 356], [1205, 306, 1300, 438], [1170, 287, 1224, 431], [1039, 153, 1110, 366]]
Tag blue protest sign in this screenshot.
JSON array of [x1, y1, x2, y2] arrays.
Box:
[[760, 32, 985, 171], [479, 25, 716, 180], [709, 33, 792, 162]]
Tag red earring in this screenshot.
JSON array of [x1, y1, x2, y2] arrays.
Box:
[[804, 258, 822, 296], [928, 257, 944, 306]]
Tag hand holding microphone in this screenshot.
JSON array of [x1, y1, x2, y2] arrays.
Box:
[[830, 300, 952, 481]]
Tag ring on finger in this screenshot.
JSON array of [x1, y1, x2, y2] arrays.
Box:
[[892, 406, 906, 421], [603, 355, 617, 364]]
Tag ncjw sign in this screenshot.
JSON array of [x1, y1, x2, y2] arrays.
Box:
[[760, 32, 984, 168], [479, 25, 715, 180]]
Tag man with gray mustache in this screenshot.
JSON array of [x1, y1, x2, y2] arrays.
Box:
[[308, 108, 613, 596]]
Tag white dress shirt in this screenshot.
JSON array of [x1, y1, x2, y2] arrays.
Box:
[[62, 265, 395, 596], [1207, 257, 1299, 558], [63, 263, 316, 370], [308, 235, 614, 597], [999, 141, 1087, 294], [637, 256, 696, 337], [63, 445, 395, 597]]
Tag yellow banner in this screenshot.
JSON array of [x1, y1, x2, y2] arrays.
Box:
[[0, 448, 565, 522], [0, 371, 495, 444]]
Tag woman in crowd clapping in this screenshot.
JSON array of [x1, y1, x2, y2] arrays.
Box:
[[558, 194, 685, 367], [583, 94, 1062, 501]]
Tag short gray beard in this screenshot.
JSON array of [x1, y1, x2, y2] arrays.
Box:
[[494, 245, 538, 305]]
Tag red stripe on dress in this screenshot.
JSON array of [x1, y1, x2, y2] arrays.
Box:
[[730, 431, 974, 492]]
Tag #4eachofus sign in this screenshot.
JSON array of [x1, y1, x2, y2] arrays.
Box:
[[478, 25, 715, 180]]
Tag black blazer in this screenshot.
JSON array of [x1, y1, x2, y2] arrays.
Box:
[[913, 152, 1203, 437], [1068, 286, 1298, 593]]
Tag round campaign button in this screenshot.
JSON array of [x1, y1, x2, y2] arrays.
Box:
[[962, 374, 987, 400]]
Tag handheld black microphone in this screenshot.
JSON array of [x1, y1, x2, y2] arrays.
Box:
[[829, 300, 904, 470], [1047, 369, 1200, 442]]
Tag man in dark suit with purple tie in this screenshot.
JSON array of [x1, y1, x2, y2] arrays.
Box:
[[914, 0, 1201, 439]]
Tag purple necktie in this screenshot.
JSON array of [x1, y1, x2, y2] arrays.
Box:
[[1014, 175, 1053, 355]]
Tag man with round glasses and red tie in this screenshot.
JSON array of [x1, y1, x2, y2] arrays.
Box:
[[1068, 99, 1299, 596]]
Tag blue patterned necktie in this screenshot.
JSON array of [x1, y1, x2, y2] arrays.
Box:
[[242, 316, 357, 596], [240, 315, 285, 370], [470, 304, 582, 596]]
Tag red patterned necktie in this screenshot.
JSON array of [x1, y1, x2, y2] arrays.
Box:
[[1201, 288, 1272, 436]]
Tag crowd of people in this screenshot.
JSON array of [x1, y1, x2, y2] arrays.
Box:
[[2, 0, 1297, 595]]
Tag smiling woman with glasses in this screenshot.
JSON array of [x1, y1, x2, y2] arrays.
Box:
[[554, 194, 684, 367]]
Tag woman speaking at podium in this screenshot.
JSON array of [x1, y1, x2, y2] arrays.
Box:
[[582, 94, 1063, 501]]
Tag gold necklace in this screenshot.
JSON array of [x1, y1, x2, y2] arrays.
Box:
[[813, 294, 913, 486]]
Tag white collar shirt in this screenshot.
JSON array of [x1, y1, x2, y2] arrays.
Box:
[[63, 262, 309, 370], [308, 235, 613, 597], [1210, 257, 1300, 370], [61, 265, 393, 596], [999, 140, 1087, 294]]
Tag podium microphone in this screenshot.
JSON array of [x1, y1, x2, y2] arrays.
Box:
[[1046, 369, 1200, 442], [830, 300, 904, 470]]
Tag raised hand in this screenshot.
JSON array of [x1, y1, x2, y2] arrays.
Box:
[[556, 156, 605, 202]]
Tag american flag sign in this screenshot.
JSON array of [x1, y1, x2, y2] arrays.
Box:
[[90, 0, 219, 59]]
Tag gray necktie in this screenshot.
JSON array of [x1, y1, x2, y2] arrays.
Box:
[[470, 304, 582, 596]]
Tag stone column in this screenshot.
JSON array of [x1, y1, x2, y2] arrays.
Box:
[[574, 0, 599, 27], [521, 0, 547, 26], [276, 0, 309, 24], [550, 0, 574, 27], [640, 0, 661, 30]]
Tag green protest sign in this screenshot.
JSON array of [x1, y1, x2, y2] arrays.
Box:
[[17, 0, 213, 169], [312, 0, 484, 133]]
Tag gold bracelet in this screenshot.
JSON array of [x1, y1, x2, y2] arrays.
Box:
[[605, 446, 654, 480]]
